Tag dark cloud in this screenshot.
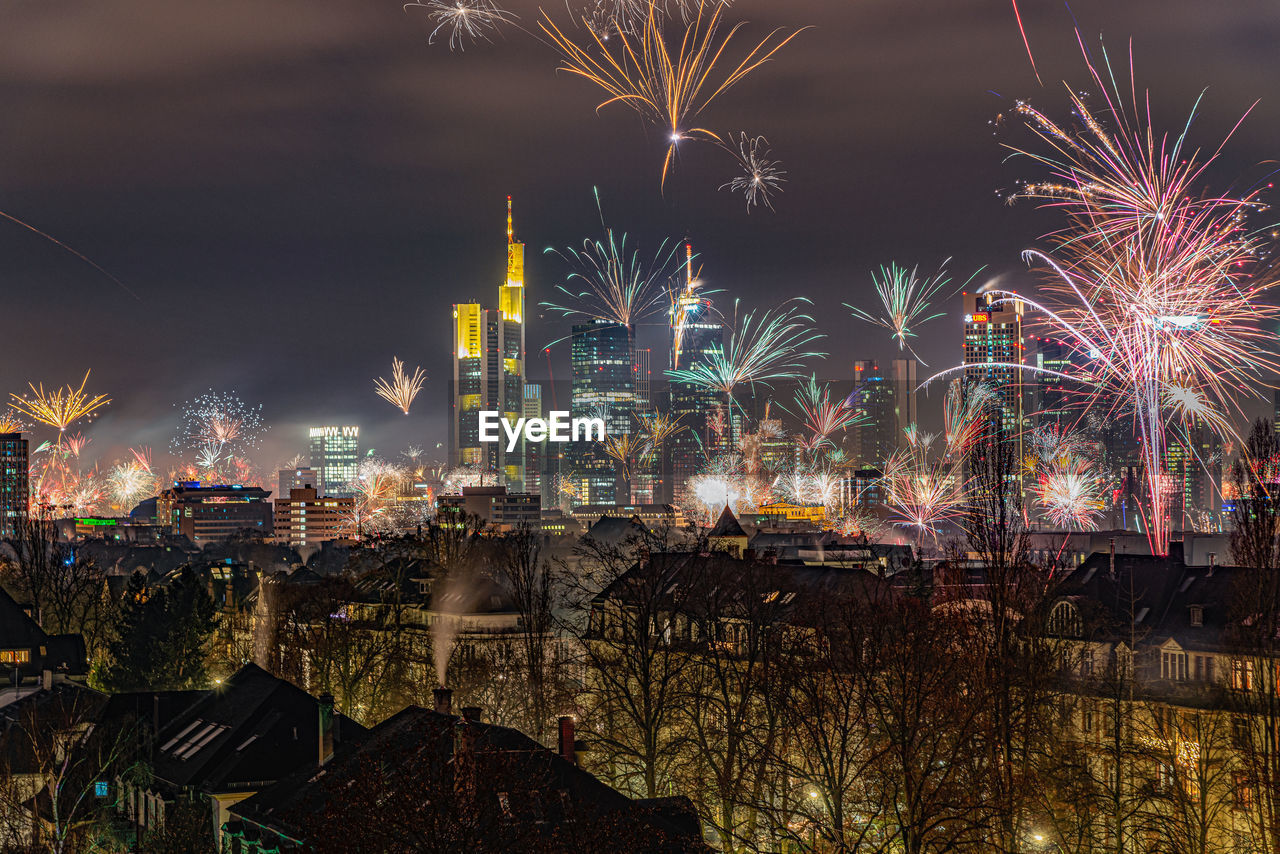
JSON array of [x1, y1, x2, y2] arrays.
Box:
[[1, 0, 1278, 467]]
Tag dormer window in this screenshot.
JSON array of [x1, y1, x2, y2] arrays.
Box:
[[1190, 605, 1204, 627]]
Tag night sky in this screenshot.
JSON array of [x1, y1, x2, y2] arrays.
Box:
[[2, 0, 1279, 469]]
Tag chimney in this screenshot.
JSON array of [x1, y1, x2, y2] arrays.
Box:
[[1109, 537, 1116, 580], [433, 687, 453, 716], [461, 706, 482, 722], [318, 692, 335, 766], [558, 716, 576, 766], [1208, 552, 1216, 576]]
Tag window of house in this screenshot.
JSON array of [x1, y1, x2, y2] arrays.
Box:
[[1233, 717, 1252, 750], [1189, 605, 1203, 627], [1235, 773, 1255, 811], [1162, 651, 1188, 681], [1081, 649, 1095, 677], [1232, 660, 1256, 691], [1082, 704, 1095, 735], [1048, 601, 1083, 638]]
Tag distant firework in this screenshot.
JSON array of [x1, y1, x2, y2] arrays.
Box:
[[846, 261, 964, 366], [719, 132, 786, 212], [374, 357, 428, 415], [10, 371, 110, 434], [1033, 457, 1103, 530], [540, 1, 803, 188], [405, 0, 515, 50], [543, 190, 682, 330], [787, 375, 864, 452], [173, 391, 266, 466]]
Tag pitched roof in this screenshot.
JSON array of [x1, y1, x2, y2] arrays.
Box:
[[150, 664, 366, 793], [708, 506, 746, 539]]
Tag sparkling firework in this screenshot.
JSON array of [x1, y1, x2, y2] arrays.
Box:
[[1033, 457, 1103, 530], [942, 379, 999, 457], [0, 410, 23, 434], [845, 261, 961, 366], [405, 0, 514, 50], [107, 461, 154, 510], [174, 391, 266, 462], [669, 242, 717, 370], [787, 375, 864, 452], [638, 410, 686, 450], [10, 372, 110, 434], [374, 357, 428, 415], [982, 49, 1279, 553], [719, 132, 786, 211], [665, 298, 826, 402], [543, 191, 683, 329], [540, 1, 803, 187]]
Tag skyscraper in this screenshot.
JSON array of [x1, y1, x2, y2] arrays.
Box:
[[891, 358, 918, 442], [278, 466, 320, 499], [0, 433, 28, 538], [849, 361, 896, 468], [450, 197, 526, 488], [666, 245, 723, 505], [569, 319, 636, 504], [963, 292, 1026, 438], [309, 426, 360, 498]]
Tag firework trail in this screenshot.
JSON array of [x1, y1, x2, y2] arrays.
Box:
[[543, 191, 683, 330], [638, 410, 686, 451], [540, 1, 803, 188], [665, 297, 826, 405], [10, 372, 110, 434], [719, 132, 786, 211], [0, 209, 140, 301], [1009, 1, 1040, 84], [972, 45, 1278, 554], [786, 375, 865, 452], [405, 0, 515, 50], [845, 260, 966, 366], [173, 391, 266, 466], [881, 429, 966, 546], [374, 357, 428, 415], [130, 446, 154, 474], [668, 242, 721, 370]]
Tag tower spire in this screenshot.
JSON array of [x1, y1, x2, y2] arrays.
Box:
[[507, 195, 514, 245], [685, 241, 693, 291]]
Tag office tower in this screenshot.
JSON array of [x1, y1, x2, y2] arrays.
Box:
[[634, 347, 652, 411], [666, 243, 724, 504], [569, 319, 636, 504], [522, 382, 546, 502], [273, 487, 354, 547], [1030, 334, 1089, 427], [450, 197, 526, 488], [309, 426, 360, 498], [278, 467, 320, 499], [0, 433, 28, 538], [890, 358, 917, 440], [849, 361, 896, 468], [963, 292, 1025, 438]]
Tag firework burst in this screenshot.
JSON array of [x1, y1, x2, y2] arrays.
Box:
[[405, 0, 514, 50], [787, 375, 864, 452], [666, 297, 826, 403], [543, 191, 683, 330], [975, 47, 1279, 553], [1033, 456, 1103, 530], [174, 391, 266, 463], [374, 357, 428, 415], [845, 261, 963, 365], [719, 132, 786, 211], [107, 460, 154, 510], [10, 372, 110, 434], [540, 1, 803, 188]]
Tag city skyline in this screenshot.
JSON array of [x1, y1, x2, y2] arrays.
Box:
[[3, 0, 1280, 467]]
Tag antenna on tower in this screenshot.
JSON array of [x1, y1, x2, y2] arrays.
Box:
[[685, 242, 693, 291], [507, 195, 514, 245]]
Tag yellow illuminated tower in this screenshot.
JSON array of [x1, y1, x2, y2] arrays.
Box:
[[449, 198, 527, 488]]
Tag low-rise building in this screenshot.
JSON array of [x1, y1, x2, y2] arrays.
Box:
[[155, 482, 274, 544], [272, 486, 352, 548], [438, 486, 540, 530]]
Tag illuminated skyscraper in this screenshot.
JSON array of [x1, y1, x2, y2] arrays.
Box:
[[666, 244, 724, 505], [569, 320, 636, 504], [850, 361, 896, 468], [0, 433, 28, 539], [450, 197, 527, 488], [891, 358, 917, 440], [963, 292, 1026, 438], [309, 426, 360, 498]]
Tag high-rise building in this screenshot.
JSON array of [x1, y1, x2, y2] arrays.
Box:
[[963, 292, 1026, 438], [522, 382, 548, 502], [569, 319, 635, 505], [850, 361, 896, 468], [666, 244, 724, 505], [309, 426, 360, 498], [0, 433, 28, 539], [278, 467, 320, 501], [450, 197, 526, 488], [891, 358, 918, 440], [1030, 334, 1090, 427]]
